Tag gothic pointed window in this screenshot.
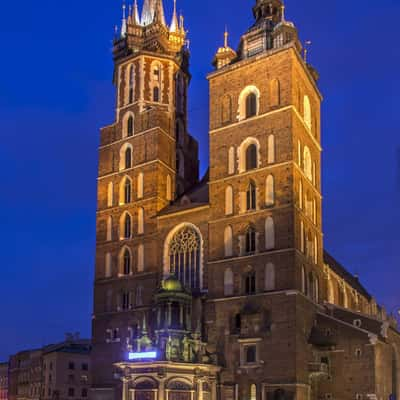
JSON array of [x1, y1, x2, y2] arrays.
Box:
[[246, 93, 257, 118], [123, 249, 131, 275], [246, 181, 256, 211], [303, 95, 312, 130], [228, 146, 235, 174], [245, 272, 256, 295], [107, 182, 114, 207], [224, 225, 233, 257], [303, 146, 312, 181], [125, 147, 132, 169], [246, 144, 258, 171], [265, 175, 275, 207], [225, 185, 234, 215], [245, 226, 256, 254], [138, 208, 144, 235], [167, 226, 202, 289], [127, 115, 134, 137], [153, 86, 160, 102], [265, 263, 275, 291], [265, 217, 275, 250], [124, 178, 131, 204], [128, 65, 134, 104], [123, 213, 132, 239]]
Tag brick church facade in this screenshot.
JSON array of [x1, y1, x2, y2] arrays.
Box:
[[91, 1, 400, 399]]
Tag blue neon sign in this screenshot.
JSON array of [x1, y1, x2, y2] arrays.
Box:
[[128, 351, 157, 360]]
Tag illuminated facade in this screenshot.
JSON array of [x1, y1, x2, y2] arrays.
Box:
[[92, 1, 400, 399]]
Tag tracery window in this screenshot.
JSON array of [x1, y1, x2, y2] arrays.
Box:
[[127, 115, 134, 137], [168, 226, 201, 289], [124, 178, 132, 204], [125, 147, 132, 169]]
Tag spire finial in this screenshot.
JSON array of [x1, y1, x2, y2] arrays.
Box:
[[170, 0, 179, 32], [224, 26, 228, 48], [121, 2, 127, 37], [281, 4, 285, 22], [132, 0, 141, 25]]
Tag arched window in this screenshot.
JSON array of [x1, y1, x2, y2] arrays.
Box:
[[245, 226, 256, 254], [151, 62, 162, 103], [270, 79, 280, 107], [303, 146, 312, 181], [120, 177, 132, 205], [246, 93, 257, 118], [127, 115, 134, 137], [221, 95, 232, 124], [267, 134, 275, 164], [228, 146, 235, 175], [107, 182, 114, 207], [224, 226, 233, 257], [166, 174, 172, 201], [106, 216, 113, 241], [303, 95, 312, 130], [265, 175, 275, 207], [128, 64, 135, 103], [225, 185, 234, 215], [137, 172, 144, 199], [265, 217, 275, 250], [119, 144, 133, 171], [301, 266, 306, 294], [125, 147, 132, 169], [138, 208, 144, 235], [238, 86, 260, 120], [246, 182, 256, 211], [238, 138, 260, 173], [245, 272, 256, 295], [166, 225, 202, 289], [246, 144, 258, 171], [153, 86, 160, 102], [224, 268, 234, 296], [121, 248, 131, 275], [265, 263, 275, 291], [250, 384, 257, 400], [121, 213, 132, 240], [105, 253, 112, 278], [137, 244, 144, 272]]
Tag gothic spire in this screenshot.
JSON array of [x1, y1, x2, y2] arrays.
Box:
[[170, 0, 179, 32], [132, 0, 141, 25], [153, 0, 166, 26], [141, 0, 153, 26], [120, 2, 127, 37]]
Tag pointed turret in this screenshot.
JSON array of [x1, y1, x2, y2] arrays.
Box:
[[120, 3, 127, 37], [170, 0, 179, 32], [132, 0, 141, 25], [212, 27, 237, 69], [153, 0, 166, 26], [141, 0, 154, 26]]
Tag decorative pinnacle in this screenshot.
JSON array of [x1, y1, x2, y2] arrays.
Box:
[[281, 4, 285, 22], [224, 26, 228, 48], [170, 0, 179, 32], [121, 2, 127, 37]]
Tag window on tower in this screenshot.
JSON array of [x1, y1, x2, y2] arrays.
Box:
[[124, 178, 131, 204], [127, 115, 134, 137], [246, 92, 257, 118], [245, 226, 256, 254], [122, 248, 131, 275], [246, 144, 258, 171], [123, 213, 132, 240], [153, 86, 160, 102], [125, 147, 132, 169], [245, 272, 256, 295], [128, 65, 134, 104], [246, 182, 256, 211]]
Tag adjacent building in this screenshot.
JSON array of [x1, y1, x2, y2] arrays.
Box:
[[0, 362, 8, 400], [6, 337, 91, 400], [90, 0, 400, 399]]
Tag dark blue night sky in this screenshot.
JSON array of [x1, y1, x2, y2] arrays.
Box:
[[0, 0, 399, 360]]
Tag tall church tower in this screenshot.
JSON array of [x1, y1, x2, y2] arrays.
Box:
[[206, 1, 325, 398], [92, 1, 200, 399]]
